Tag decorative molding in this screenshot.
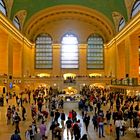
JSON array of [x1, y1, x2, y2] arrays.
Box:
[[4, 0, 14, 18], [14, 10, 27, 31], [112, 11, 123, 32], [23, 5, 115, 43], [0, 12, 34, 48], [124, 0, 135, 19], [107, 12, 140, 48]]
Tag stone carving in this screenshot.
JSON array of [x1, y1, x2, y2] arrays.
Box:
[[112, 11, 123, 32], [4, 0, 13, 18], [124, 0, 135, 19], [15, 10, 27, 30]]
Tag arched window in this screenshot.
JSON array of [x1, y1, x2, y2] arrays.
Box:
[[118, 17, 125, 31], [61, 33, 79, 68], [131, 0, 140, 18], [0, 0, 6, 15], [35, 34, 53, 69], [13, 16, 20, 30], [87, 34, 104, 69]]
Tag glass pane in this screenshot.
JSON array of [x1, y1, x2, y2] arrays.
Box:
[[61, 65, 78, 68], [61, 33, 79, 68], [87, 34, 104, 69], [131, 0, 140, 17], [13, 17, 20, 29], [0, 0, 6, 15], [35, 34, 52, 69], [118, 18, 125, 31]]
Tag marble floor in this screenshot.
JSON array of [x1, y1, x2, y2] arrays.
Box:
[[0, 97, 139, 140]]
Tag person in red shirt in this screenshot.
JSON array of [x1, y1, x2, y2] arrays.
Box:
[[68, 111, 73, 119]]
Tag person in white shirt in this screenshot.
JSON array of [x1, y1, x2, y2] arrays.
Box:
[[115, 118, 122, 140], [25, 128, 31, 140], [121, 119, 126, 136]]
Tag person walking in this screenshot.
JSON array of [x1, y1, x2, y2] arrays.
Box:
[[54, 109, 60, 122], [21, 106, 26, 121], [66, 117, 73, 139], [97, 114, 105, 138], [72, 122, 81, 140], [14, 113, 21, 133], [54, 123, 62, 140], [6, 93, 9, 104], [11, 130, 21, 140], [60, 110, 65, 129], [106, 110, 111, 125], [80, 134, 88, 140], [25, 127, 31, 140], [39, 121, 46, 138], [7, 105, 12, 125], [115, 117, 122, 140], [92, 113, 98, 132], [83, 113, 90, 132], [33, 129, 42, 140]]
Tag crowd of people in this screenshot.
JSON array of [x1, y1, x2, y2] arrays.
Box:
[[79, 85, 140, 139], [2, 85, 140, 140]]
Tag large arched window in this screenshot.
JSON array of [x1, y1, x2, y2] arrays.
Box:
[[13, 16, 20, 30], [0, 0, 6, 15], [118, 17, 125, 31], [35, 34, 53, 69], [61, 33, 79, 68], [87, 34, 104, 69], [131, 0, 140, 18]]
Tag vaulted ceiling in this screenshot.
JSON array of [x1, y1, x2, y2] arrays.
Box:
[[9, 0, 129, 43]]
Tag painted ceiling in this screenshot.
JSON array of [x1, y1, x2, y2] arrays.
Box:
[[8, 0, 130, 43], [11, 0, 127, 24]]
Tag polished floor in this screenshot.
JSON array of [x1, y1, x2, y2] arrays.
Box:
[[0, 97, 139, 140]]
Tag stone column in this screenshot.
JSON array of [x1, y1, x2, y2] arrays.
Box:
[[129, 36, 139, 78], [7, 37, 13, 92], [79, 44, 87, 76]]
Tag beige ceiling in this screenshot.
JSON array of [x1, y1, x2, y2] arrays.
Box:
[[23, 5, 114, 43]]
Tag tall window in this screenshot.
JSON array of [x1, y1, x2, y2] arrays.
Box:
[[35, 34, 52, 69], [118, 17, 125, 31], [87, 34, 104, 69], [13, 16, 20, 30], [0, 0, 6, 15], [61, 33, 79, 68], [131, 0, 140, 18]]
